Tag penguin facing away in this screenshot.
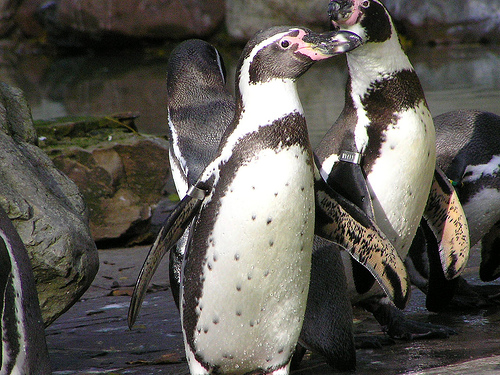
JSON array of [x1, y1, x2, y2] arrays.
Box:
[[321, 0, 468, 338], [0, 206, 51, 375], [129, 26, 411, 375], [166, 39, 235, 308]]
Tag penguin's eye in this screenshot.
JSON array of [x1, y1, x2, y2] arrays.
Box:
[[280, 39, 291, 49], [361, 0, 370, 7]]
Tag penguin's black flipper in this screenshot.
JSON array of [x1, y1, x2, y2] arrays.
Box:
[[423, 167, 470, 281], [480, 220, 500, 281], [326, 153, 377, 294], [0, 206, 51, 375], [128, 185, 207, 328], [314, 167, 410, 309]]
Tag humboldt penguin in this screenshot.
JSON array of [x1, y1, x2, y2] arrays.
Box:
[[320, 0, 468, 339], [0, 206, 51, 375], [159, 36, 410, 371], [129, 26, 410, 374], [408, 110, 500, 307]]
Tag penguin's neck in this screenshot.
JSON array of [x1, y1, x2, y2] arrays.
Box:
[[347, 35, 413, 100], [220, 78, 303, 156]]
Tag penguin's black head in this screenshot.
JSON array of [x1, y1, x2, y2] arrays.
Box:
[[328, 0, 392, 44], [238, 26, 361, 85], [166, 39, 227, 107]]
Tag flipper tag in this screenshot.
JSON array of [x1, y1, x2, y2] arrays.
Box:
[[187, 185, 207, 200], [339, 150, 362, 164]]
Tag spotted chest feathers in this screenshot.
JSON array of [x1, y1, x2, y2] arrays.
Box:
[[181, 116, 316, 373]]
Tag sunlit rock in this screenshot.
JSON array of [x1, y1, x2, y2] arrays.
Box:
[[0, 82, 98, 326]]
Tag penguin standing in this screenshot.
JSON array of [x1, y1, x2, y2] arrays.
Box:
[[157, 36, 413, 371], [408, 110, 500, 306], [130, 26, 368, 374], [0, 206, 51, 375], [320, 0, 468, 339], [434, 110, 500, 280]]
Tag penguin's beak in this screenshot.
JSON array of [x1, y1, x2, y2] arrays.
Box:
[[328, 0, 362, 28], [298, 29, 362, 60]]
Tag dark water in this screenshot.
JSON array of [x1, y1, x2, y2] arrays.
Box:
[[1, 44, 499, 148]]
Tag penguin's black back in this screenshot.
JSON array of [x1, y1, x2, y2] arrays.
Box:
[[434, 110, 500, 183], [167, 39, 235, 185]]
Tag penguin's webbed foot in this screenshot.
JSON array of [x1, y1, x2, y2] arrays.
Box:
[[357, 296, 456, 341], [355, 335, 395, 349], [382, 316, 456, 341], [447, 277, 500, 310]]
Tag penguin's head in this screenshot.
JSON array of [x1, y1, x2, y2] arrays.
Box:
[[237, 26, 361, 85], [328, 0, 393, 44], [166, 39, 227, 108]]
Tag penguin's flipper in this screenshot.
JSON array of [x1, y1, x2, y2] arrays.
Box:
[[480, 220, 500, 282], [326, 153, 377, 294], [423, 167, 470, 280], [314, 170, 410, 309], [128, 185, 207, 328]]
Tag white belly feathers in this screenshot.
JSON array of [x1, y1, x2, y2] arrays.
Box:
[[182, 145, 315, 372]]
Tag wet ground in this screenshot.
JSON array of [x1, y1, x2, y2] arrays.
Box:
[[46, 245, 500, 375]]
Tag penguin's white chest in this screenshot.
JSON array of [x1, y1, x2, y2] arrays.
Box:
[[182, 145, 315, 373], [365, 102, 436, 256]]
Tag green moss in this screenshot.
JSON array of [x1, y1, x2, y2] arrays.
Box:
[[34, 113, 143, 151]]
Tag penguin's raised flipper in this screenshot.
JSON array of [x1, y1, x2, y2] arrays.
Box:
[[128, 185, 208, 328], [480, 220, 500, 282], [423, 167, 470, 281], [314, 168, 410, 309]]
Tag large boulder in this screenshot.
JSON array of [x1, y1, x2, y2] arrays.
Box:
[[40, 0, 226, 47], [225, 0, 330, 42], [0, 82, 99, 326], [381, 0, 500, 44], [36, 115, 172, 247]]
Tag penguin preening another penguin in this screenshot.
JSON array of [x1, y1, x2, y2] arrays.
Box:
[[0, 206, 51, 375], [320, 0, 469, 339], [129, 26, 412, 374], [408, 110, 500, 307]]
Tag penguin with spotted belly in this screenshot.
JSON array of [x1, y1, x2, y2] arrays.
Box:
[[0, 206, 51, 375], [129, 26, 412, 374], [155, 37, 412, 372], [318, 0, 469, 340], [408, 110, 500, 307]]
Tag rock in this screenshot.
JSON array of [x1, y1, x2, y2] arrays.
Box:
[[0, 0, 19, 37], [13, 0, 46, 38], [36, 114, 172, 247], [0, 82, 99, 326], [383, 0, 500, 44], [40, 0, 226, 47], [225, 0, 330, 42]]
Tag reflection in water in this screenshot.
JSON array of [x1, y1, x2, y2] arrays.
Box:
[[1, 45, 499, 149]]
